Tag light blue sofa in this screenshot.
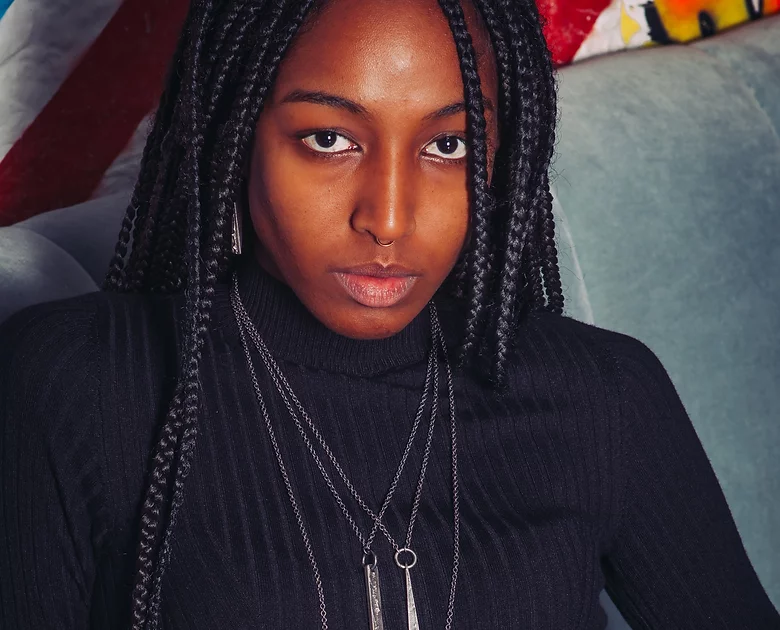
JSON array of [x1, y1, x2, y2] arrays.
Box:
[[1, 14, 778, 629]]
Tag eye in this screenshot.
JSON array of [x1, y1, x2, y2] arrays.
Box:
[[301, 131, 357, 154], [423, 135, 467, 160]]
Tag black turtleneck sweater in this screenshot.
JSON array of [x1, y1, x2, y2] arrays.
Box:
[[1, 262, 779, 630]]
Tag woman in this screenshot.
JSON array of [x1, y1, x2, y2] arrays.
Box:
[[1, 0, 778, 628]]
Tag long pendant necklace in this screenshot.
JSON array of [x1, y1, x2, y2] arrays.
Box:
[[253, 324, 438, 630], [231, 275, 460, 630]]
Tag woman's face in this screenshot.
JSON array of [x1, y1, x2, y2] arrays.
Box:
[[248, 0, 498, 339]]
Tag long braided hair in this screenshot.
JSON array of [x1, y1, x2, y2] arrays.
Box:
[[103, 0, 561, 626]]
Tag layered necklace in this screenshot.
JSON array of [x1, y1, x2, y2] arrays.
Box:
[[230, 274, 461, 630]]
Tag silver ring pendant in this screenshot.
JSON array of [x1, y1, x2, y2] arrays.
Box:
[[395, 548, 420, 630], [394, 548, 417, 570]]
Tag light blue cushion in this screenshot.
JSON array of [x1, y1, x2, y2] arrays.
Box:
[[692, 13, 780, 131], [16, 192, 130, 284], [0, 226, 98, 323]]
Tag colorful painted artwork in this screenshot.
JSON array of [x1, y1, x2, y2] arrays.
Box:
[[538, 0, 780, 66]]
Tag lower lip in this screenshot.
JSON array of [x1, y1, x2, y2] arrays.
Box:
[[334, 273, 419, 308]]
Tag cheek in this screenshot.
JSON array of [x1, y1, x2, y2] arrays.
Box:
[[248, 146, 354, 276], [417, 169, 471, 264]]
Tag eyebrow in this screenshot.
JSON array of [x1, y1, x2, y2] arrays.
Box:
[[281, 89, 369, 116], [424, 97, 495, 121], [280, 89, 495, 121]]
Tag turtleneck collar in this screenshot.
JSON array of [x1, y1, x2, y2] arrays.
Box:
[[213, 258, 433, 376]]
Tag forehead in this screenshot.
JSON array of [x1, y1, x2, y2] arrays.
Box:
[[271, 0, 496, 108]]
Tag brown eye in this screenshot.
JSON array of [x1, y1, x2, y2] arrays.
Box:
[[301, 131, 356, 153], [423, 135, 467, 160]]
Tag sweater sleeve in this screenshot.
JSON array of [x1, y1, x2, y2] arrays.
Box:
[[601, 335, 780, 629], [0, 299, 106, 629]]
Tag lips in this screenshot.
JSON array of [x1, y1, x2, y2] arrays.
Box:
[[332, 262, 421, 308]]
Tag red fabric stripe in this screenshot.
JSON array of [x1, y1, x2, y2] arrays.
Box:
[[537, 0, 611, 67], [0, 0, 189, 226]]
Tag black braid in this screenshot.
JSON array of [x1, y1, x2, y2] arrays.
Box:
[[491, 13, 536, 380], [142, 0, 214, 620], [103, 0, 561, 624], [128, 0, 214, 621], [110, 2, 320, 628], [540, 177, 564, 313], [487, 0, 546, 382], [151, 5, 319, 617], [436, 0, 493, 366], [516, 0, 563, 316], [472, 0, 562, 384], [103, 12, 192, 293]]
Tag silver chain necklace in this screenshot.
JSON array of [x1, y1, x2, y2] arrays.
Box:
[[230, 274, 461, 630]]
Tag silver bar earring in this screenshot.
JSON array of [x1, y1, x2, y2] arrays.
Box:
[[232, 203, 243, 256]]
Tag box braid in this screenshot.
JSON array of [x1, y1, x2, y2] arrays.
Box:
[[102, 9, 191, 294], [437, 0, 495, 365], [438, 0, 563, 383], [487, 0, 563, 383], [100, 0, 561, 626], [520, 0, 564, 316]]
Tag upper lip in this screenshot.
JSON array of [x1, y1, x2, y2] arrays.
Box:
[[333, 262, 422, 278]]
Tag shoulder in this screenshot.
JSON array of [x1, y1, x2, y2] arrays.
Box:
[[520, 310, 651, 353], [0, 291, 182, 525], [508, 311, 676, 406], [1, 288, 183, 348], [513, 311, 657, 372], [0, 292, 103, 394], [0, 290, 182, 410], [517, 312, 689, 437], [0, 294, 107, 513], [1, 290, 190, 554]]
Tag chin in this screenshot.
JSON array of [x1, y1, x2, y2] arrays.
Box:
[[318, 303, 417, 340]]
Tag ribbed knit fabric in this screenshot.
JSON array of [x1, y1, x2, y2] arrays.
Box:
[[1, 261, 779, 630]]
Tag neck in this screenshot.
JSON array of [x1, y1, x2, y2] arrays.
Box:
[[214, 257, 436, 376]]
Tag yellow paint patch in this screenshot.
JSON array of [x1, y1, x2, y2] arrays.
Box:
[[620, 1, 642, 43], [653, 0, 751, 42]]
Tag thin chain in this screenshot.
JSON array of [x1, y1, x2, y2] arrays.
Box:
[[257, 328, 438, 552], [234, 306, 330, 630], [404, 349, 438, 550], [233, 286, 436, 553], [433, 311, 461, 630], [231, 274, 460, 629]]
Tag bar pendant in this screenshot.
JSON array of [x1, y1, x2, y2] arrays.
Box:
[[404, 568, 420, 630], [364, 558, 385, 630]]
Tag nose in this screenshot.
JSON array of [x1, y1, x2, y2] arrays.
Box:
[[351, 147, 416, 244]]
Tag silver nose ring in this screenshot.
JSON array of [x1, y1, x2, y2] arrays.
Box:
[[375, 237, 394, 247]]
